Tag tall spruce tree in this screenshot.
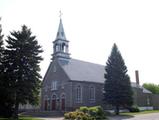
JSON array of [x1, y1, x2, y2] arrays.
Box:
[[0, 18, 13, 118], [0, 18, 3, 53], [104, 43, 133, 115], [0, 17, 6, 116], [5, 25, 43, 119], [0, 18, 4, 69], [0, 18, 13, 117]]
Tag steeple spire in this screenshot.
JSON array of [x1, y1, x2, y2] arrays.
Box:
[[56, 18, 66, 40], [52, 14, 70, 60]]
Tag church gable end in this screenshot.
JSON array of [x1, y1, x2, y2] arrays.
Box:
[[41, 59, 71, 111]]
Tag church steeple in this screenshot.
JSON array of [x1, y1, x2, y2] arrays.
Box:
[[52, 18, 70, 60], [56, 19, 66, 40]]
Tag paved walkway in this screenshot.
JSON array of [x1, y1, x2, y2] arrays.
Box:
[[36, 112, 159, 120], [108, 112, 159, 120], [37, 117, 64, 120]]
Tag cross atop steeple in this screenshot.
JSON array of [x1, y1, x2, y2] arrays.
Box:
[[59, 10, 63, 19]]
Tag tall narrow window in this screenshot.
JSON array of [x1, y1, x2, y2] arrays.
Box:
[[51, 81, 57, 91], [76, 85, 82, 103], [51, 95, 56, 110], [62, 43, 66, 52], [55, 44, 59, 52], [89, 86, 95, 102]]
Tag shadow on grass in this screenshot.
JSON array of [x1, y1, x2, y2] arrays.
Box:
[[107, 112, 134, 120], [20, 111, 64, 118], [108, 115, 134, 120], [0, 115, 44, 120]]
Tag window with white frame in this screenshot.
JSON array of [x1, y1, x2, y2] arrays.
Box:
[[51, 81, 57, 90], [89, 86, 95, 102], [76, 85, 82, 103]]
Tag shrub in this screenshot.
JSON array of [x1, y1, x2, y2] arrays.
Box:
[[128, 106, 140, 112], [88, 106, 105, 119], [64, 111, 90, 120], [80, 106, 89, 113], [64, 112, 70, 119], [64, 106, 106, 120]]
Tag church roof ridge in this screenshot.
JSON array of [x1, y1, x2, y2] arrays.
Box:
[[70, 58, 105, 67], [71, 58, 105, 67]]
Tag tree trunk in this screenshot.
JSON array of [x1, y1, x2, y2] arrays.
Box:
[[12, 101, 19, 120], [115, 105, 119, 115]]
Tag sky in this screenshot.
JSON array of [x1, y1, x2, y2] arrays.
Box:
[[0, 0, 159, 84]]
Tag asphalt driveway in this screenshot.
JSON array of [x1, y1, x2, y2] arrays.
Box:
[[108, 112, 159, 120], [36, 112, 159, 120], [36, 117, 64, 120]]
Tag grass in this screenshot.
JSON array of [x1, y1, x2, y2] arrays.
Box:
[[120, 110, 159, 116], [0, 116, 43, 120]]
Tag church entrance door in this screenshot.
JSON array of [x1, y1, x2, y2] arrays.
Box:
[[52, 95, 56, 110], [61, 94, 65, 111], [44, 100, 47, 110]]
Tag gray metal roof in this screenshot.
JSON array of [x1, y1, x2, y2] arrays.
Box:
[[58, 58, 152, 93], [131, 82, 152, 93], [59, 58, 105, 83]]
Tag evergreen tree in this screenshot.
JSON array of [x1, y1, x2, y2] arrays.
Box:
[[0, 18, 13, 117], [0, 17, 4, 66], [0, 18, 13, 118], [0, 17, 6, 116], [0, 18, 3, 53], [5, 25, 43, 119], [104, 43, 133, 115]]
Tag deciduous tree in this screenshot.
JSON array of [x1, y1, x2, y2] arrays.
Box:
[[143, 83, 159, 94]]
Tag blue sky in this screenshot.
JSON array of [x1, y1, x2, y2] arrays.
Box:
[[1, 0, 159, 84]]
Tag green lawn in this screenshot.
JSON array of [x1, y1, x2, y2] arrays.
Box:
[[121, 110, 159, 116], [0, 116, 43, 120]]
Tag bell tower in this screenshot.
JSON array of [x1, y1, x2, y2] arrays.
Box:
[[52, 17, 70, 60]]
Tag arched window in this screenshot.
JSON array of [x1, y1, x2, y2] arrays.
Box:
[[52, 95, 56, 100], [89, 86, 95, 102], [54, 44, 59, 52], [61, 94, 65, 111], [76, 85, 82, 103], [62, 43, 66, 52], [61, 94, 65, 99]]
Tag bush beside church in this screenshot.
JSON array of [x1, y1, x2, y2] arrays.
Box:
[[64, 106, 106, 120]]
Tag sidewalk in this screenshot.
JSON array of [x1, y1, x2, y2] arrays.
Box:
[[37, 117, 64, 120]]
